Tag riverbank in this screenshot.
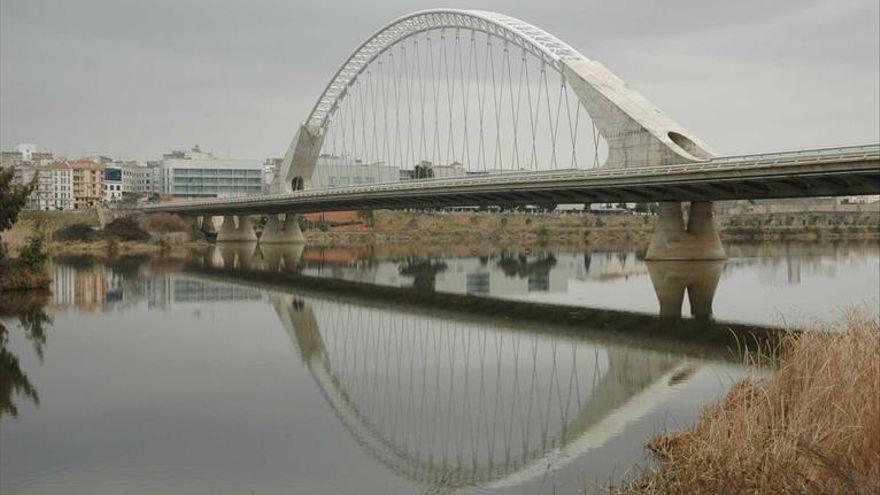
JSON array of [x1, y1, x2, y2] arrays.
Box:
[[613, 312, 879, 495], [2, 211, 208, 261], [4, 209, 877, 256], [303, 210, 879, 247]]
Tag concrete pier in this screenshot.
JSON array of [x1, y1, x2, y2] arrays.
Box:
[[259, 214, 305, 244], [646, 201, 725, 261], [199, 216, 217, 235], [217, 215, 259, 243]]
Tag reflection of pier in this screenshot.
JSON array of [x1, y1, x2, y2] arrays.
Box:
[[191, 244, 776, 354], [647, 261, 724, 319], [182, 244, 780, 490]]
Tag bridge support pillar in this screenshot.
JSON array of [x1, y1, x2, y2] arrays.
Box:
[[646, 201, 725, 261], [199, 216, 216, 234], [217, 215, 259, 243], [260, 214, 305, 244]]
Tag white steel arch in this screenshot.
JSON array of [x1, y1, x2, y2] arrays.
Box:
[[305, 9, 583, 129], [274, 9, 714, 192]]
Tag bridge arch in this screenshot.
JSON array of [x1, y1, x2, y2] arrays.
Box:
[[275, 9, 713, 193]]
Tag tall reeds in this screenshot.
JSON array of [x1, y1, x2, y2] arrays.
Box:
[[617, 310, 879, 495]]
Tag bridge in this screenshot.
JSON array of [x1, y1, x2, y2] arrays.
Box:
[[143, 9, 880, 260]]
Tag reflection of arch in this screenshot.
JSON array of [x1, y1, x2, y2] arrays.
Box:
[[269, 292, 694, 489], [181, 256, 784, 489], [275, 9, 713, 192]]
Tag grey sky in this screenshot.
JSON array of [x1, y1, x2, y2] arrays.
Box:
[[1, 0, 878, 160]]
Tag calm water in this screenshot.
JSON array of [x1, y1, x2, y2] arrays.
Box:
[[1, 241, 878, 494]]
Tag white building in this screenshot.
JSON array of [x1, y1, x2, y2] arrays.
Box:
[[104, 165, 124, 202], [16, 163, 74, 210], [46, 165, 74, 210], [159, 147, 263, 198], [409, 160, 467, 180], [16, 143, 36, 162], [309, 154, 400, 189], [122, 162, 160, 196]]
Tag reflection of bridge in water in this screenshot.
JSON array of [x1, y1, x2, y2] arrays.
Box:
[[200, 242, 726, 320], [180, 243, 777, 491]]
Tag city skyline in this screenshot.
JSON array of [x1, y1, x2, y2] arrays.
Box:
[[2, 0, 878, 161]]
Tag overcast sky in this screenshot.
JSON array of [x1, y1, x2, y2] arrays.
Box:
[[1, 0, 878, 160]]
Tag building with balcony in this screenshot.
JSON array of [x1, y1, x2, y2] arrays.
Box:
[[70, 160, 104, 209]]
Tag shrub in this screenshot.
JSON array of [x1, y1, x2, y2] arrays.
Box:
[[18, 230, 47, 268], [52, 223, 99, 242], [103, 217, 151, 241], [143, 212, 188, 233]]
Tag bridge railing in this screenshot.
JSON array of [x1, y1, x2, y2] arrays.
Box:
[[142, 143, 879, 211]]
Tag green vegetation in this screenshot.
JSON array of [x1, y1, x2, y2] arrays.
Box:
[[18, 228, 47, 268], [52, 218, 152, 242], [0, 290, 52, 417], [0, 165, 37, 261], [0, 165, 49, 290], [103, 217, 151, 241], [53, 223, 100, 242]]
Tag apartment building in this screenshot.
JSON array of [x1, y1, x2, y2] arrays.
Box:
[[70, 160, 104, 209]]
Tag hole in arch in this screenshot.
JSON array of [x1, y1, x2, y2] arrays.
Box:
[[668, 131, 711, 159]]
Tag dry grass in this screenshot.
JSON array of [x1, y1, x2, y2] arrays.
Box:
[[616, 311, 880, 495]]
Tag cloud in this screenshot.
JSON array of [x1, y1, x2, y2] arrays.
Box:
[[1, 0, 877, 159]]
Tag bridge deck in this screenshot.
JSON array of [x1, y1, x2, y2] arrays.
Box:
[[145, 144, 880, 216]]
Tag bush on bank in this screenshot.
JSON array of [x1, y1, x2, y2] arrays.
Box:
[[102, 217, 151, 242], [142, 213, 188, 233], [52, 223, 100, 242], [0, 231, 50, 291], [613, 311, 880, 495]]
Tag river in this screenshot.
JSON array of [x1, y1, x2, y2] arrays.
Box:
[[1, 241, 877, 494]]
